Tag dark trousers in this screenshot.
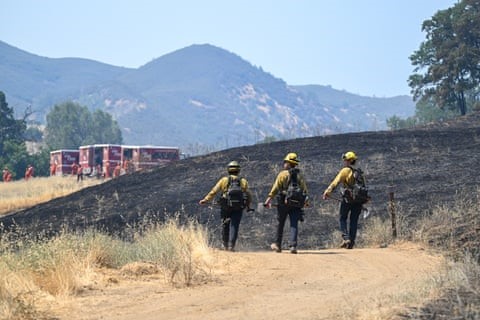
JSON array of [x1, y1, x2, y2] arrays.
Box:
[[221, 209, 243, 249], [339, 201, 362, 244], [274, 203, 301, 248]]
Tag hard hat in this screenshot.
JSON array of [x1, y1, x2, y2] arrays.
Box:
[[227, 161, 240, 173], [283, 153, 300, 165], [342, 151, 357, 161]]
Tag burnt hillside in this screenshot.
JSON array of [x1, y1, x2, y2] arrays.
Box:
[[1, 113, 479, 249]]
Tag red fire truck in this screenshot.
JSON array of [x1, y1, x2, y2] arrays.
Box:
[[79, 144, 122, 176], [121, 145, 180, 171], [50, 150, 79, 175]]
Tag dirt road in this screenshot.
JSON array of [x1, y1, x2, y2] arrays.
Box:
[[52, 243, 442, 320]]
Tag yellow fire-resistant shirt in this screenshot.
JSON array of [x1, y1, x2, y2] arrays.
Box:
[[202, 175, 251, 205], [267, 169, 308, 198], [324, 166, 355, 195]]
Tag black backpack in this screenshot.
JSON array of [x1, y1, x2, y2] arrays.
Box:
[[344, 167, 370, 204], [285, 168, 307, 208], [225, 176, 247, 210]]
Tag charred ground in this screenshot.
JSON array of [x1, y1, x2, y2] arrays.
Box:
[[1, 112, 480, 251]]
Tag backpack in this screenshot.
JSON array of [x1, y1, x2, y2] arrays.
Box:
[[343, 167, 370, 204], [225, 176, 247, 210], [284, 168, 307, 208]]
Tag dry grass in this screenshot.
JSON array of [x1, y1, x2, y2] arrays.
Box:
[[353, 274, 441, 320], [412, 193, 480, 261], [355, 192, 480, 320], [0, 179, 212, 318], [130, 218, 212, 285], [0, 221, 213, 319], [0, 261, 41, 320], [0, 176, 103, 216], [0, 178, 479, 319], [359, 204, 410, 248]]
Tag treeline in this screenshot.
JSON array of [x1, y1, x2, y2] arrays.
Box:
[[386, 100, 461, 130], [388, 0, 480, 130], [0, 92, 122, 180]]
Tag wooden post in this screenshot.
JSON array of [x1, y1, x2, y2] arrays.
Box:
[[387, 185, 397, 239]]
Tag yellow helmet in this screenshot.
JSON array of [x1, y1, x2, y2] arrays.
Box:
[[342, 151, 357, 161], [283, 153, 300, 166], [227, 161, 240, 173]]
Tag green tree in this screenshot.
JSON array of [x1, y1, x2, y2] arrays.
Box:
[[386, 115, 417, 130], [408, 0, 480, 116], [45, 102, 122, 150], [1, 140, 29, 179], [0, 91, 33, 179], [24, 126, 44, 142], [386, 115, 405, 130], [386, 99, 458, 130], [29, 148, 50, 177], [45, 102, 92, 150], [414, 98, 457, 123], [89, 109, 123, 144], [0, 91, 26, 157]]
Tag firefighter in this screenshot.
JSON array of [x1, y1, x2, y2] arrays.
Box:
[[25, 164, 34, 180], [199, 161, 252, 251], [322, 151, 363, 249], [113, 163, 122, 177], [3, 168, 12, 182], [104, 161, 111, 178], [95, 164, 102, 179], [73, 162, 83, 182], [71, 162, 79, 176], [50, 162, 57, 176], [264, 153, 309, 254], [127, 160, 135, 173]]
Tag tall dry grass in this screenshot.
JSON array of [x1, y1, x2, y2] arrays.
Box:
[[0, 220, 213, 320], [0, 176, 103, 215], [358, 203, 410, 249], [356, 191, 480, 319]]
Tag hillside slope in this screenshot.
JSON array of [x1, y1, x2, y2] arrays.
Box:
[[1, 112, 479, 251]]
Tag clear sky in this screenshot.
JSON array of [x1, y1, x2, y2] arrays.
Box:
[[1, 0, 457, 97]]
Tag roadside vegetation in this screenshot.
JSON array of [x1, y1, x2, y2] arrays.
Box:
[[357, 192, 480, 319], [0, 179, 478, 319], [0, 179, 212, 319], [0, 176, 103, 216]]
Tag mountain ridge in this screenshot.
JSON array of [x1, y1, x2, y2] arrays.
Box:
[[0, 41, 415, 151]]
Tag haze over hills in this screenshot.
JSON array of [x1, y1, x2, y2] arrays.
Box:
[[0, 40, 415, 151]]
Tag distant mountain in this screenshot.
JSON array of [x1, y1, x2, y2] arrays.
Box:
[[0, 41, 129, 114], [0, 41, 415, 151]]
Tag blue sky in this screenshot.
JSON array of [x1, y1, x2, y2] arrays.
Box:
[[1, 0, 457, 97]]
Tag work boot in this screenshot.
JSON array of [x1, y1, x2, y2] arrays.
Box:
[[289, 246, 297, 254], [347, 240, 355, 249], [340, 239, 351, 249], [270, 243, 281, 253]]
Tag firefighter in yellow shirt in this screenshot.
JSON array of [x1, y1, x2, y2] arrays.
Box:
[[264, 153, 308, 254], [323, 151, 362, 249], [199, 161, 252, 251]]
